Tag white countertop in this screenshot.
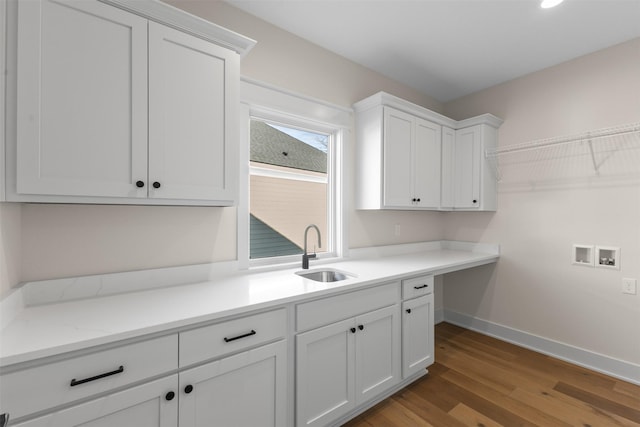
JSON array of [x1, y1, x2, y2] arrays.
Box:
[[0, 241, 499, 368]]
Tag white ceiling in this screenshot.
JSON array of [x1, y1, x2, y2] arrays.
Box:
[[225, 0, 640, 102]]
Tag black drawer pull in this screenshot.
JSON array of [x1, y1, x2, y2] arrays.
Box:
[[413, 284, 429, 290], [223, 330, 256, 343], [406, 308, 412, 314], [70, 365, 124, 387]]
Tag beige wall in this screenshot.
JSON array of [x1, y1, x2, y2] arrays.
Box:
[[442, 38, 640, 364], [0, 203, 21, 297]]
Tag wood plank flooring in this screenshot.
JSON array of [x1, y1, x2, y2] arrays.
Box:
[[343, 322, 640, 427]]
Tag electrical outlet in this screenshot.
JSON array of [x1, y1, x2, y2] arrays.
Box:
[[622, 278, 637, 295]]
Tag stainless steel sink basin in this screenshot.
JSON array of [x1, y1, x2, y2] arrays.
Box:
[[296, 269, 355, 283]]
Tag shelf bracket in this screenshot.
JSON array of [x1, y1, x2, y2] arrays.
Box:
[[587, 139, 600, 175]]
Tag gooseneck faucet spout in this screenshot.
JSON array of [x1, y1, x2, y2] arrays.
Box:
[[302, 224, 321, 269]]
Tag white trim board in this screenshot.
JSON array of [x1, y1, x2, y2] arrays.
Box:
[[442, 309, 640, 386]]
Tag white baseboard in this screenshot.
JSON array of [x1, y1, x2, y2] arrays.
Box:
[[435, 308, 445, 324], [443, 309, 640, 386]]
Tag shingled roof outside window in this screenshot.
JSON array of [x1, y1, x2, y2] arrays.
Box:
[[250, 121, 327, 172]]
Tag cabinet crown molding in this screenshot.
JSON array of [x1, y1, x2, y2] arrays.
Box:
[[99, 0, 256, 56], [353, 91, 503, 130]]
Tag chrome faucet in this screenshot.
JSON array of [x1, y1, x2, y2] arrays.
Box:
[[302, 224, 321, 269]]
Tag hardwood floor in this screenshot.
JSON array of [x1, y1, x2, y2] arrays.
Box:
[[343, 322, 640, 427]]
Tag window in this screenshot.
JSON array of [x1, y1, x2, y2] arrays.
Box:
[[238, 78, 350, 269], [249, 118, 335, 264]]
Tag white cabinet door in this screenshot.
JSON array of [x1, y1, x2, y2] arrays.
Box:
[[383, 107, 414, 207], [402, 294, 435, 378], [296, 318, 356, 427], [414, 118, 442, 208], [355, 305, 400, 404], [13, 375, 178, 427], [440, 126, 456, 209], [383, 107, 442, 209], [179, 340, 287, 427], [454, 126, 482, 209], [16, 0, 148, 198], [148, 22, 238, 203]]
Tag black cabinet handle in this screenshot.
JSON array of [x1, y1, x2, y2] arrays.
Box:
[[165, 391, 175, 401], [406, 308, 412, 314], [411, 198, 416, 202], [153, 182, 161, 189], [223, 330, 256, 343], [184, 384, 194, 394], [70, 365, 124, 387], [135, 180, 145, 188], [350, 327, 356, 333], [416, 198, 421, 202], [414, 284, 429, 290], [358, 325, 364, 331]]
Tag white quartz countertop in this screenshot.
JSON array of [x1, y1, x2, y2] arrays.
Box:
[[0, 241, 498, 368]]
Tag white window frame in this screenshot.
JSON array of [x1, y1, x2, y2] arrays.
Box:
[[238, 77, 351, 270]]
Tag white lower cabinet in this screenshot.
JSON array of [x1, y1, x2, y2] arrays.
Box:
[[402, 294, 435, 378], [1, 310, 288, 427], [178, 340, 287, 427], [2, 277, 439, 427], [401, 275, 435, 379], [13, 375, 179, 427], [296, 305, 400, 427]]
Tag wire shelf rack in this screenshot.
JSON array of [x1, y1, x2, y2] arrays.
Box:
[[485, 122, 640, 185]]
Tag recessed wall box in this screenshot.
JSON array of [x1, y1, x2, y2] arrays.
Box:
[[596, 246, 620, 270], [572, 244, 594, 267]]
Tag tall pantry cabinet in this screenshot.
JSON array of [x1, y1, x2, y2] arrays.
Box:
[[4, 0, 255, 206]]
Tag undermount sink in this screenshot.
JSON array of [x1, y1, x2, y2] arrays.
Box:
[[296, 268, 355, 283]]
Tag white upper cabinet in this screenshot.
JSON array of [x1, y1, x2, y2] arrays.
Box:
[[441, 123, 499, 211], [354, 92, 502, 211], [7, 0, 254, 205]]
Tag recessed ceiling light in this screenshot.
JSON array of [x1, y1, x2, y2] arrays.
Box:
[[541, 0, 564, 8]]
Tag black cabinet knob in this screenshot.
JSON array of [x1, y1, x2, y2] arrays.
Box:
[[165, 391, 175, 401], [406, 308, 412, 314], [350, 327, 356, 334], [472, 199, 478, 204], [153, 182, 161, 189], [184, 385, 194, 394], [416, 198, 421, 202], [135, 180, 144, 188], [358, 324, 364, 331]]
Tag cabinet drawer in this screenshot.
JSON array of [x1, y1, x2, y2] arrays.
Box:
[[0, 335, 177, 421], [402, 275, 433, 299], [296, 282, 400, 332], [179, 308, 287, 368]]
